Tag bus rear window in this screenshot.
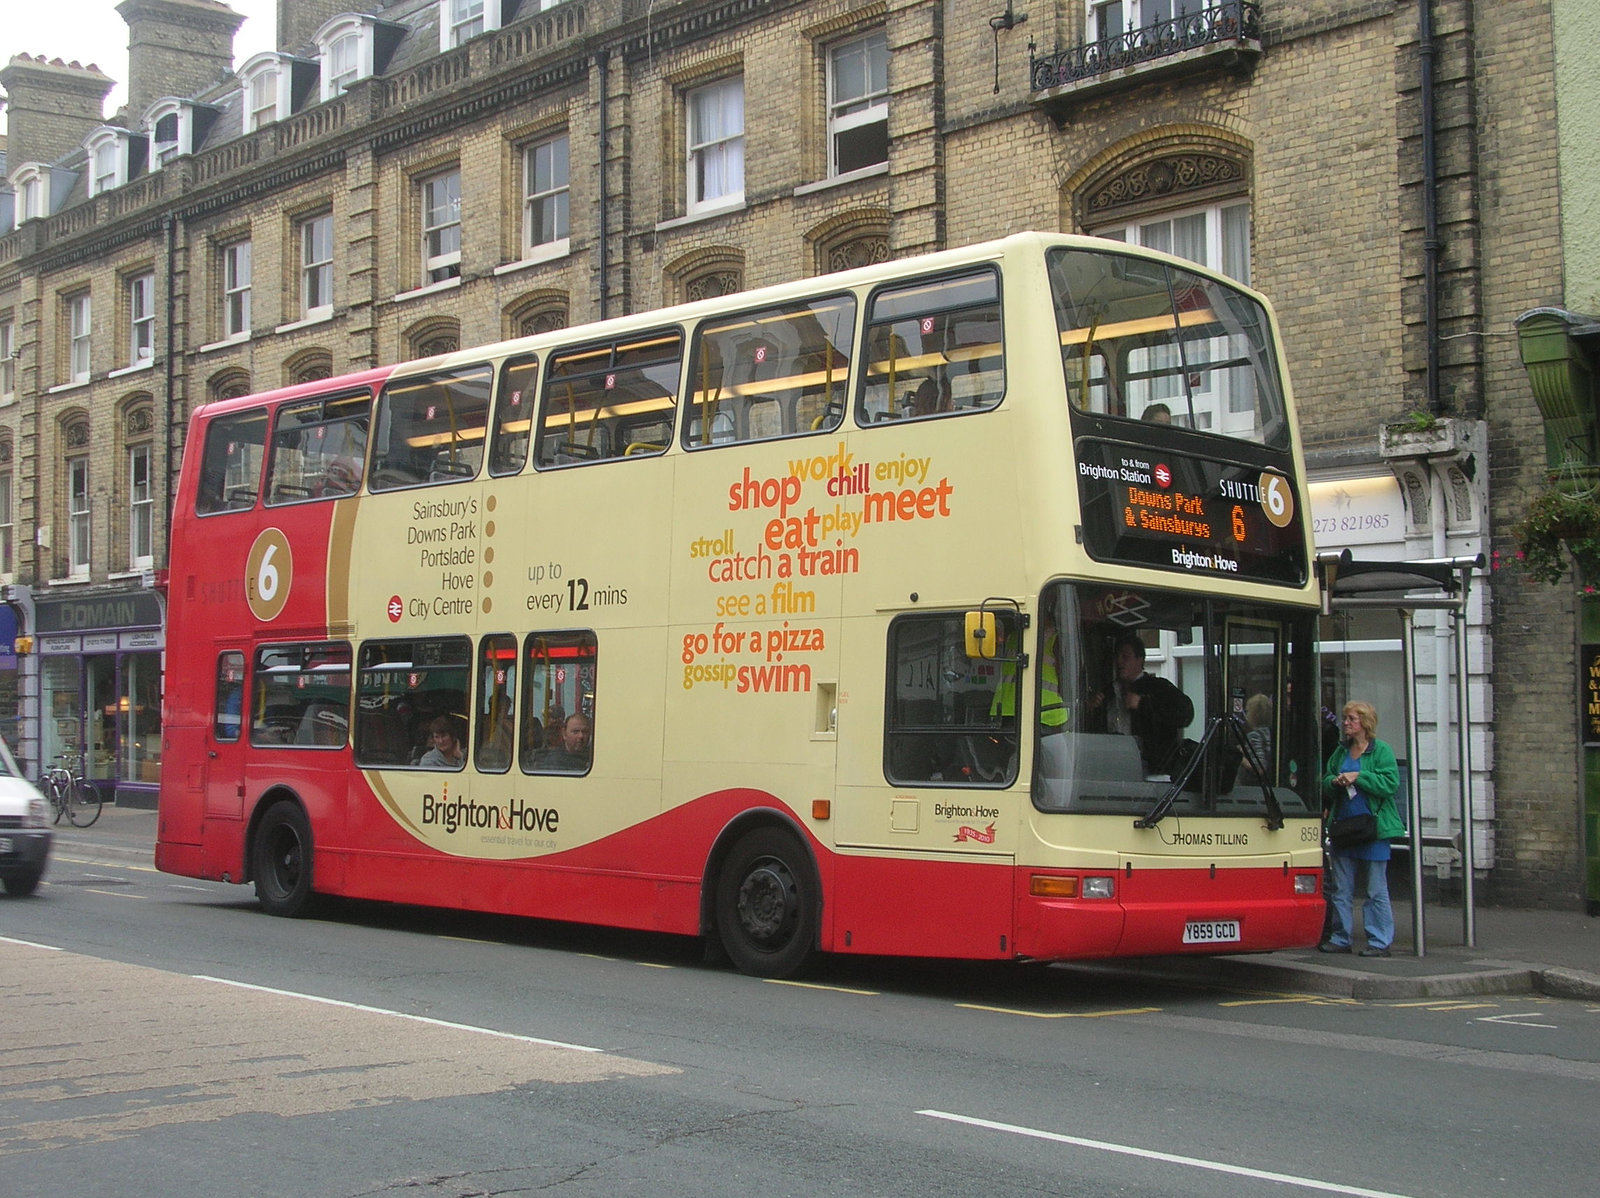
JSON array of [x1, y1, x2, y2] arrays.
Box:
[[266, 391, 370, 504], [683, 295, 854, 448], [196, 409, 268, 514], [859, 269, 1004, 424], [370, 365, 492, 490], [537, 330, 680, 467]]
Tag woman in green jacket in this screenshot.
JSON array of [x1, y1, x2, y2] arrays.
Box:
[[1321, 700, 1404, 956]]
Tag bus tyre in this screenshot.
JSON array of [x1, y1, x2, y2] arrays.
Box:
[[715, 828, 818, 979], [253, 801, 315, 917]]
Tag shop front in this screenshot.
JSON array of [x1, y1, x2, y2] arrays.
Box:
[[33, 590, 165, 808]]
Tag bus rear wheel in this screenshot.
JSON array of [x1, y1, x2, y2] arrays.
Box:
[[715, 828, 818, 979], [253, 801, 315, 917]]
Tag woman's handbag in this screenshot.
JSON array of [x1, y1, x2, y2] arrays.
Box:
[[1327, 811, 1378, 849]]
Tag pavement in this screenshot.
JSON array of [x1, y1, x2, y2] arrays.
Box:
[[52, 804, 1600, 1002]]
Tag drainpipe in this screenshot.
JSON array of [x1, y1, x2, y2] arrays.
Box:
[[596, 49, 609, 322], [1420, 0, 1441, 413]]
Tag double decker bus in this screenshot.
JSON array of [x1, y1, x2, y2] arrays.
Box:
[[156, 232, 1325, 977]]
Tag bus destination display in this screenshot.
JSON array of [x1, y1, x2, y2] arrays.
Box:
[[1076, 439, 1307, 585]]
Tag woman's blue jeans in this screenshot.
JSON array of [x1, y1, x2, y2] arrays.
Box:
[[1326, 855, 1394, 951]]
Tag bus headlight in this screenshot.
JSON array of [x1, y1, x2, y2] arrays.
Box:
[[1029, 875, 1115, 899], [1294, 874, 1319, 895]]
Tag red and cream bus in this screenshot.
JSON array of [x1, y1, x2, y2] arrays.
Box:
[[156, 232, 1325, 976]]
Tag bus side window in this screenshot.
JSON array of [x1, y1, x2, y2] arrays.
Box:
[[265, 391, 370, 505], [683, 294, 854, 449], [196, 408, 269, 514], [250, 642, 351, 749], [857, 270, 1004, 427], [475, 633, 517, 772], [489, 355, 540, 477], [214, 651, 245, 741], [520, 630, 596, 774], [352, 637, 472, 768], [370, 365, 492, 491], [884, 612, 1018, 787], [537, 331, 679, 468]]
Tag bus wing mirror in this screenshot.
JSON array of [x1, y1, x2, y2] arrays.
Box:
[[965, 611, 997, 660]]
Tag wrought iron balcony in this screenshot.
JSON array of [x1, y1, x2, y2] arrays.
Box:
[[1031, 2, 1262, 113]]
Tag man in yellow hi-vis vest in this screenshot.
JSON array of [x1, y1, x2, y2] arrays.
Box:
[[990, 617, 1067, 728]]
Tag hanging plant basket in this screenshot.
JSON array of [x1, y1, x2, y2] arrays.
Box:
[[1513, 479, 1600, 585]]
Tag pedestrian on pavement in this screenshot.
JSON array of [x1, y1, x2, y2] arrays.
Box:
[[1320, 700, 1404, 957]]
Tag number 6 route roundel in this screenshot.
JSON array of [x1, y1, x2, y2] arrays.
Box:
[[246, 528, 294, 622]]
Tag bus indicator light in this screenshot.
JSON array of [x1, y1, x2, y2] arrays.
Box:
[[1030, 875, 1080, 898], [812, 799, 831, 820]]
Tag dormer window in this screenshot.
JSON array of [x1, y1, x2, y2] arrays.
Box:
[[154, 113, 180, 164], [240, 53, 290, 131], [85, 128, 133, 196], [439, 0, 503, 50], [317, 15, 378, 99], [10, 165, 49, 224]]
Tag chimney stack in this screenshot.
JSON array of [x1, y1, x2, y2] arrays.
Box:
[[116, 0, 245, 120], [0, 55, 115, 169]]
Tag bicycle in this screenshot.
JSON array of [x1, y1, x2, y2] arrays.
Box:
[[40, 751, 103, 828]]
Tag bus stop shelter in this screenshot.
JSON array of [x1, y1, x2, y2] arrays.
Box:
[[1317, 551, 1485, 955]]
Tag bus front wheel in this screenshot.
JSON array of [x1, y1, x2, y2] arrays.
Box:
[[253, 801, 315, 917], [715, 828, 818, 979]]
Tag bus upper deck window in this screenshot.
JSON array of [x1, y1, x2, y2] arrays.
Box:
[[370, 365, 493, 491], [1048, 248, 1289, 448], [490, 355, 540, 477], [196, 408, 269, 514], [683, 295, 855, 449], [265, 392, 370, 505], [537, 331, 681, 468], [857, 269, 1003, 426]]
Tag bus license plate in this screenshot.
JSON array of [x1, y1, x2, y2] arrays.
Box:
[[1183, 920, 1240, 945]]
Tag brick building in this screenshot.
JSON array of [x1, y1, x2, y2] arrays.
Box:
[[0, 0, 1589, 906]]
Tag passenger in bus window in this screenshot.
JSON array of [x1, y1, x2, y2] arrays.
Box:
[[1142, 402, 1172, 424], [535, 713, 592, 771], [1096, 634, 1193, 776], [1240, 693, 1274, 781], [418, 715, 466, 769]]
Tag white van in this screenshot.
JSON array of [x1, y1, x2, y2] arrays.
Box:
[[0, 737, 52, 896]]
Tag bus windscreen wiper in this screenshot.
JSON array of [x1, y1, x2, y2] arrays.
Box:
[[1132, 716, 1284, 831]]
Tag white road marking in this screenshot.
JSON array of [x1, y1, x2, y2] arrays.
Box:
[[918, 1110, 1418, 1198], [0, 935, 62, 951], [1477, 1012, 1559, 1029], [192, 974, 606, 1051]]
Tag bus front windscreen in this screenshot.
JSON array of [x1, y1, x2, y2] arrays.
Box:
[[1048, 247, 1289, 448]]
